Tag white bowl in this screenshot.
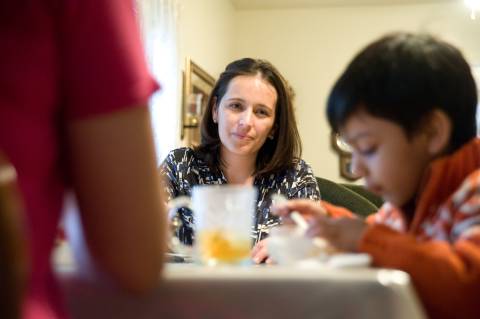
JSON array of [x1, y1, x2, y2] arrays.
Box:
[[267, 225, 319, 265]]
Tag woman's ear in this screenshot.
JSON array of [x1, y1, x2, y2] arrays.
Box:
[[268, 124, 277, 140], [425, 110, 451, 156], [212, 97, 218, 123]]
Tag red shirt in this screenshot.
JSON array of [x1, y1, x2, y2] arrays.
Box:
[[0, 1, 158, 318]]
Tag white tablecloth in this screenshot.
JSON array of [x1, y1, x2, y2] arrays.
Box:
[[57, 263, 426, 319]]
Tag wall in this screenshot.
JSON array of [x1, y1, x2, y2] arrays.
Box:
[[178, 0, 235, 82], [163, 0, 235, 152], [233, 2, 480, 182]]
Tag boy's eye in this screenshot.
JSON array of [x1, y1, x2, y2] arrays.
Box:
[[359, 147, 377, 156]]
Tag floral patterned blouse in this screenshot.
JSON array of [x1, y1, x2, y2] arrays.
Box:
[[160, 147, 321, 245]]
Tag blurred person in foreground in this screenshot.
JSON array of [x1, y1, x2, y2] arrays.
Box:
[[0, 0, 166, 318], [274, 32, 480, 319], [0, 152, 27, 319]]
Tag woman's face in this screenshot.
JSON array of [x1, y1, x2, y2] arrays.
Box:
[[213, 74, 277, 161]]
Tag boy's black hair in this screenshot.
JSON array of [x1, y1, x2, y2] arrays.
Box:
[[327, 32, 478, 153]]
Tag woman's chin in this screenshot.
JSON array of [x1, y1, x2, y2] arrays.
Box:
[[224, 145, 259, 157]]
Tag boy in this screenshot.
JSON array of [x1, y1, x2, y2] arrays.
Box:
[[274, 32, 480, 319]]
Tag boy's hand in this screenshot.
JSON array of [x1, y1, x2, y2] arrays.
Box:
[[272, 199, 367, 252], [306, 217, 367, 252]]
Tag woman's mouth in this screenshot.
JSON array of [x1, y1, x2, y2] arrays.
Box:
[[233, 133, 252, 140]]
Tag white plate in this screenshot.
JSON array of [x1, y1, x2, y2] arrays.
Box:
[[296, 253, 372, 268], [166, 252, 194, 263], [326, 253, 371, 268]]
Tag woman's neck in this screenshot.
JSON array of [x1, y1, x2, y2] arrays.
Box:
[[220, 147, 256, 185]]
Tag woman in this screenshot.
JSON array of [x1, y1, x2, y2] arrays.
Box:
[[161, 58, 320, 263], [0, 1, 166, 317]]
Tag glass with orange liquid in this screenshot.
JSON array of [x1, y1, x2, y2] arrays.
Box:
[[169, 185, 256, 266]]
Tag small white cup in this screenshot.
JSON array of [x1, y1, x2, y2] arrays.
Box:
[[267, 225, 320, 265]]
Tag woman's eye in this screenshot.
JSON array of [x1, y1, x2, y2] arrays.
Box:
[[255, 109, 270, 117], [229, 103, 242, 110]]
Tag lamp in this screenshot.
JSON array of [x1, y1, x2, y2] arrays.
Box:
[[465, 0, 480, 20]]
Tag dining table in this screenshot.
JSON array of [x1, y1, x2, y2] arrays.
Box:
[[56, 256, 427, 319]]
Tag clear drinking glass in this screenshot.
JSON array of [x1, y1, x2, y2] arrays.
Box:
[[169, 185, 256, 266]]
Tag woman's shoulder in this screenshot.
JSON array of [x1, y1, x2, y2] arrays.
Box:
[[162, 147, 216, 176], [261, 159, 316, 185], [259, 158, 319, 199], [296, 158, 313, 169], [287, 158, 315, 177], [165, 147, 198, 163]]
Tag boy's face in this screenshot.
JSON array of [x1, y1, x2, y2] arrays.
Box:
[[340, 110, 434, 208]]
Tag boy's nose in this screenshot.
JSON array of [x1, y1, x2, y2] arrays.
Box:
[[350, 153, 366, 177]]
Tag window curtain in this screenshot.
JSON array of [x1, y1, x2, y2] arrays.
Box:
[[137, 0, 180, 163]]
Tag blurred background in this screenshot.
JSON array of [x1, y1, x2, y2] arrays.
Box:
[[139, 0, 480, 183]]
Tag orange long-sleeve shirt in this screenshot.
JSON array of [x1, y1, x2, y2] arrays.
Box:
[[362, 138, 480, 319], [327, 138, 480, 319]]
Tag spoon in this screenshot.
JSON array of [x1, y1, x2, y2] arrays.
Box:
[[272, 194, 309, 235]]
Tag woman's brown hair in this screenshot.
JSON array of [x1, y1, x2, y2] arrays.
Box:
[[196, 58, 302, 176]]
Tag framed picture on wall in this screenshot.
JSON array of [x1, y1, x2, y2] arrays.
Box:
[[181, 57, 216, 147], [330, 131, 361, 181]]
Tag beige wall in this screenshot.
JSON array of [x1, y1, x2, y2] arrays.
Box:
[[233, 2, 480, 182], [175, 0, 235, 147], [178, 0, 235, 79]]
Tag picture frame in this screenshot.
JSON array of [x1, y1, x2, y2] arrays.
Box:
[[330, 131, 360, 181], [181, 57, 216, 147]]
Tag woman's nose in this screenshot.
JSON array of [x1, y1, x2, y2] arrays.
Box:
[[238, 109, 253, 127]]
